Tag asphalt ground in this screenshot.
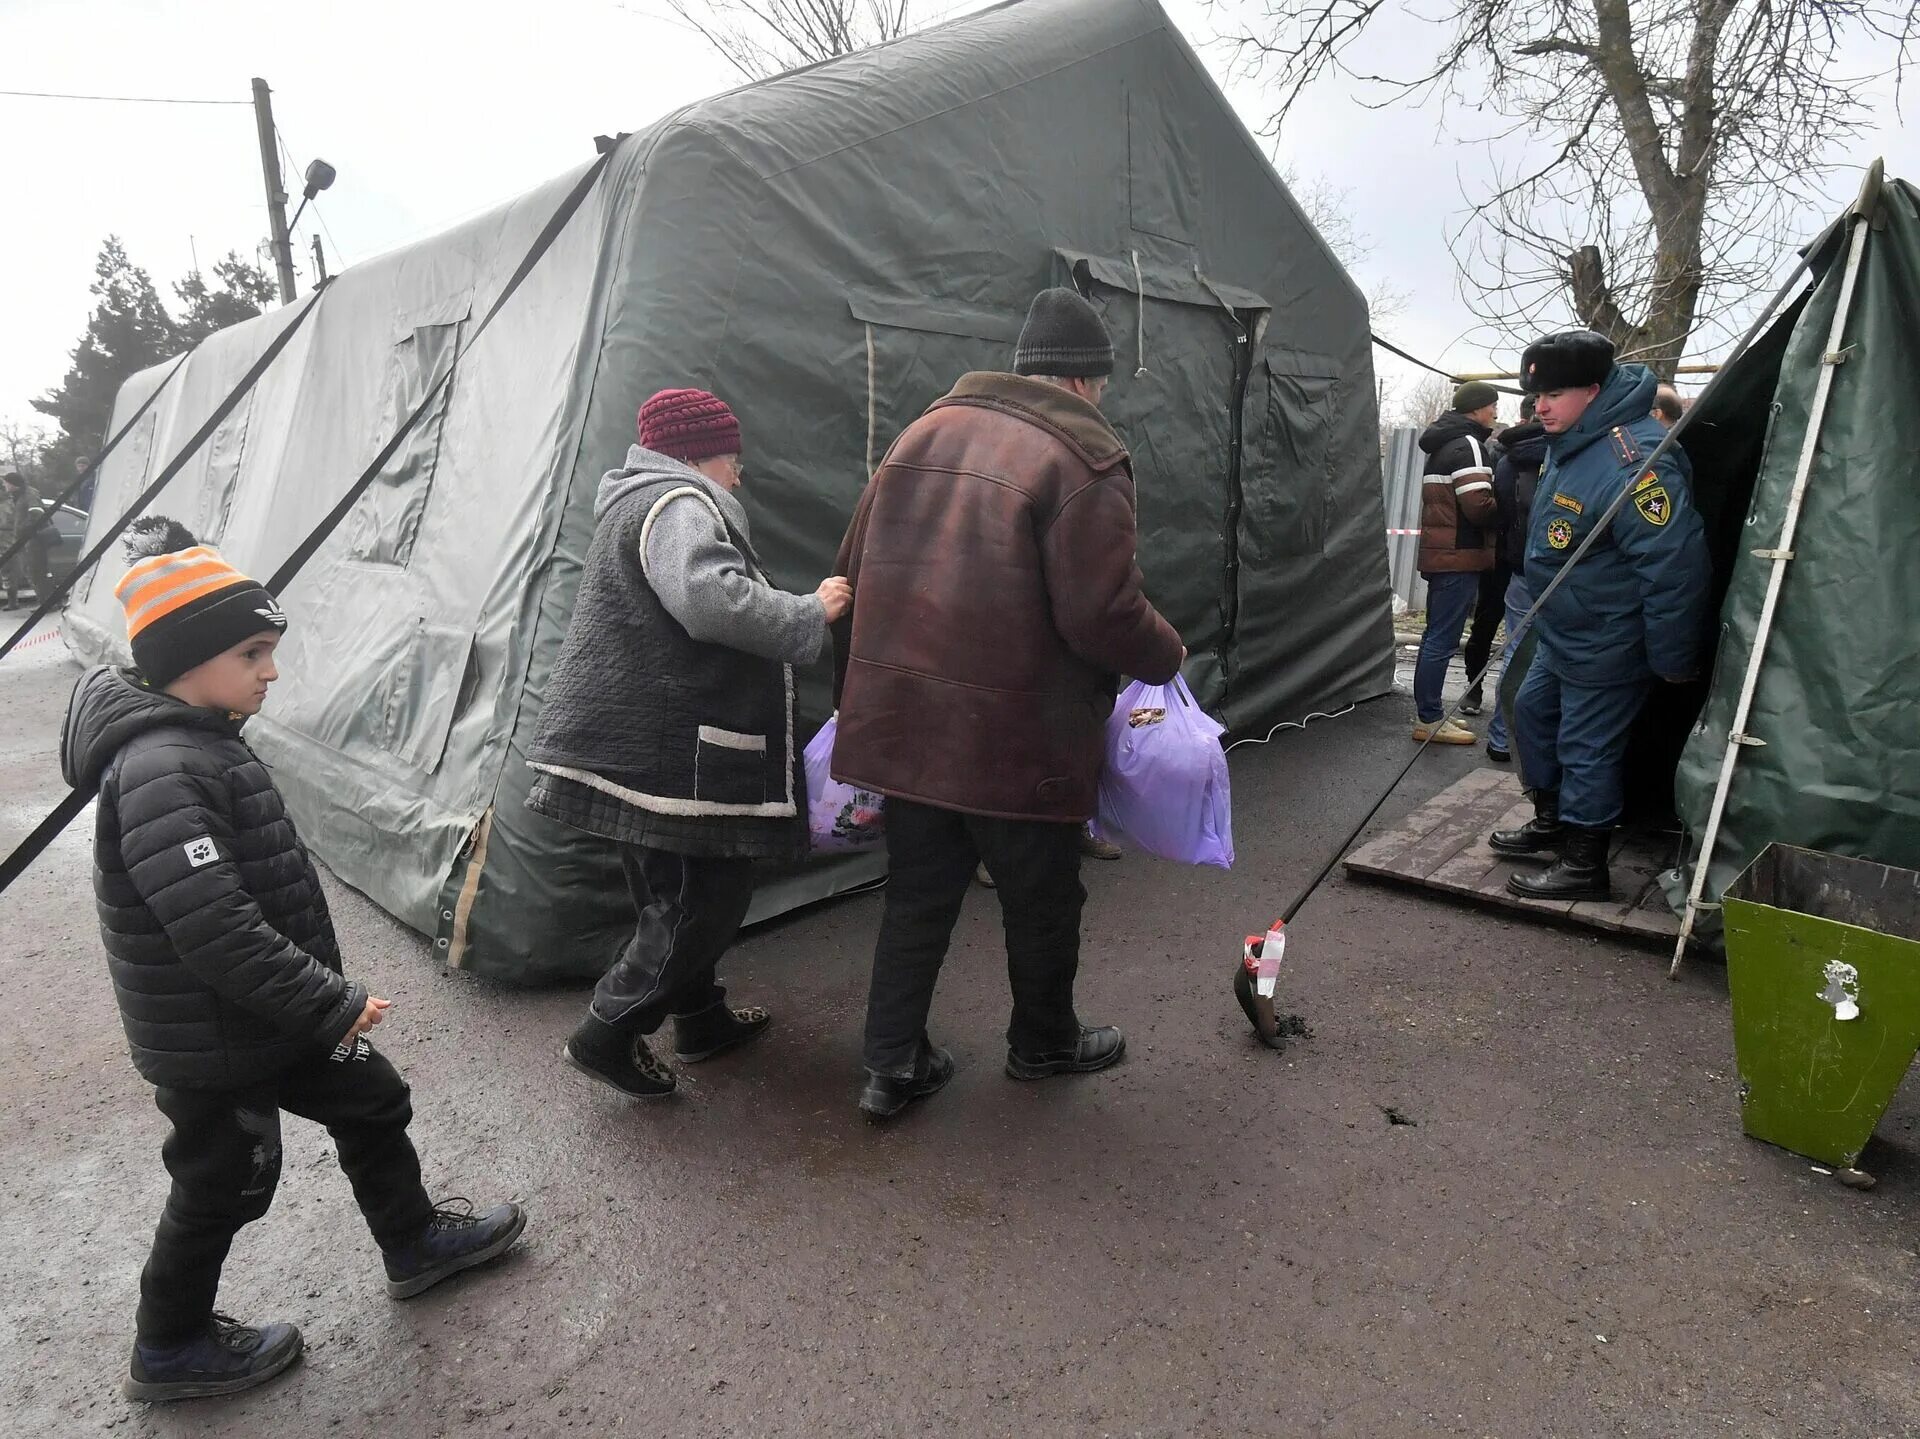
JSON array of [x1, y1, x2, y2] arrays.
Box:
[[3, 623, 1917, 1437]]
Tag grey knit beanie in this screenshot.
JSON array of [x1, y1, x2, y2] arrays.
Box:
[[1013, 288, 1114, 378]]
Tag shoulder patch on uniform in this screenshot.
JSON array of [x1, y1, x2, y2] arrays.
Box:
[[1608, 426, 1642, 466], [1634, 484, 1672, 526], [1634, 471, 1659, 492], [183, 836, 218, 867], [1546, 517, 1574, 549], [1552, 493, 1584, 515]]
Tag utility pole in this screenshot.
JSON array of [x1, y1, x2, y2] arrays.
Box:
[[250, 77, 297, 304], [311, 234, 328, 287]]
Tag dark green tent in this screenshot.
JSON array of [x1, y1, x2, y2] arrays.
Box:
[[71, 0, 1393, 983], [1654, 167, 1920, 951]]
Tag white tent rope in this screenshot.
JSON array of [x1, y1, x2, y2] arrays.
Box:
[[1130, 250, 1149, 378], [865, 322, 878, 479]]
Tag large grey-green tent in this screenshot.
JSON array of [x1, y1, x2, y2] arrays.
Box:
[[1646, 168, 1920, 941], [65, 0, 1394, 983]]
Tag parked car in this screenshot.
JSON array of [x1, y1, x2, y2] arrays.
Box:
[[43, 503, 87, 591]]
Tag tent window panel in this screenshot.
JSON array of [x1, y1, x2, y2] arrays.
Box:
[[345, 321, 461, 568], [194, 391, 254, 545], [1126, 84, 1199, 244], [1242, 360, 1339, 561]]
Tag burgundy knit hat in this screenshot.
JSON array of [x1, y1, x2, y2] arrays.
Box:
[[638, 388, 741, 464]]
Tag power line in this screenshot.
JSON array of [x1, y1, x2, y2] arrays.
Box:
[[0, 86, 249, 106]]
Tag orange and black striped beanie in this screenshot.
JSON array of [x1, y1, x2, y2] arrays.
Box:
[[115, 517, 287, 686]]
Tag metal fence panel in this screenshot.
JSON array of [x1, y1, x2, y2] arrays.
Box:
[[1380, 426, 1426, 613]]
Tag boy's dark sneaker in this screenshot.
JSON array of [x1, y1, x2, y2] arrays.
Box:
[[563, 1013, 676, 1097], [672, 1002, 772, 1063], [1005, 1024, 1126, 1080], [383, 1198, 527, 1299], [125, 1314, 303, 1402], [859, 1043, 956, 1120]]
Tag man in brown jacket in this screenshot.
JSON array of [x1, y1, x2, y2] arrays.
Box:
[[1411, 382, 1501, 745], [831, 287, 1184, 1120]]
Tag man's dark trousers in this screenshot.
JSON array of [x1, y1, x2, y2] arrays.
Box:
[[1414, 571, 1482, 723], [592, 846, 755, 1033], [863, 798, 1084, 1077], [138, 1045, 434, 1344], [1512, 656, 1650, 827], [1462, 560, 1514, 690]]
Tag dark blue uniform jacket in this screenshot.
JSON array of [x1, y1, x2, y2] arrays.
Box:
[[1526, 364, 1711, 687]]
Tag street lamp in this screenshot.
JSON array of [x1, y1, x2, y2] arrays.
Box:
[[287, 158, 336, 235]]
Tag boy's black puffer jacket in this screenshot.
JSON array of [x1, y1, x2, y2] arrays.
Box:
[[60, 667, 365, 1090]]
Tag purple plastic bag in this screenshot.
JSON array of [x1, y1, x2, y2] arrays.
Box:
[[805, 715, 886, 852], [1093, 676, 1234, 868]]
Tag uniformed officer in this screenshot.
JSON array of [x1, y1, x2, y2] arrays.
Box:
[[1488, 330, 1710, 901]]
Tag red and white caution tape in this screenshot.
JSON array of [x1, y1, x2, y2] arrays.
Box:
[[3, 622, 62, 656], [1386, 528, 1422, 536]]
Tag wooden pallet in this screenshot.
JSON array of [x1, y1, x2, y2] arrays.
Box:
[[1343, 768, 1681, 945]]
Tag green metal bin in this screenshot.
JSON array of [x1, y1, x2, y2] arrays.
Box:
[[1724, 843, 1920, 1169]]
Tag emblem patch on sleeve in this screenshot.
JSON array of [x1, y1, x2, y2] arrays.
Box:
[[1634, 485, 1672, 526], [1546, 517, 1574, 549], [183, 837, 218, 867]]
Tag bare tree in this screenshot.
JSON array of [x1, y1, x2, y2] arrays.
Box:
[[0, 419, 52, 486], [1219, 0, 1918, 376], [1391, 372, 1456, 430], [662, 0, 918, 79], [1285, 165, 1411, 324]]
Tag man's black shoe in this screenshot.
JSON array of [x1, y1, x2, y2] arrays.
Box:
[[384, 1199, 527, 1299], [1508, 826, 1613, 902], [1489, 788, 1562, 857], [125, 1315, 303, 1402], [1460, 684, 1485, 716], [859, 1043, 955, 1120], [563, 1013, 676, 1098], [672, 1002, 772, 1063], [1485, 743, 1511, 764], [1006, 1024, 1126, 1080]]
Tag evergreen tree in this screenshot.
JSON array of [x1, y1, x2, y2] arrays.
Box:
[[31, 238, 176, 483], [174, 252, 276, 347], [29, 240, 276, 493]]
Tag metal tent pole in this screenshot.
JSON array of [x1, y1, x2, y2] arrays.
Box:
[[1669, 160, 1882, 978]]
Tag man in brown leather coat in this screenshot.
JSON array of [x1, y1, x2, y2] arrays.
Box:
[[831, 287, 1184, 1119]]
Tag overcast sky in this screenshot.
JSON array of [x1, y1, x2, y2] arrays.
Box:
[[2, 0, 1913, 433]]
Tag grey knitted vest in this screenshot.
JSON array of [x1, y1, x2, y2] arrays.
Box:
[[527, 477, 796, 818]]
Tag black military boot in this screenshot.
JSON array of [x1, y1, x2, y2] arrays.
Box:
[[1507, 826, 1612, 902], [1489, 789, 1563, 859]]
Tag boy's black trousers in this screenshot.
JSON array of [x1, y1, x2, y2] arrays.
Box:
[[136, 1043, 435, 1345]]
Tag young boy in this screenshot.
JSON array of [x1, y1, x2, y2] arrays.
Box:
[[59, 518, 526, 1403]]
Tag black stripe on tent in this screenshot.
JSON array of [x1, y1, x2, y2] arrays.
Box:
[[0, 147, 614, 900]]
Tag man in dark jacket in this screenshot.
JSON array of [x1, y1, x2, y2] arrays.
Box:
[[832, 287, 1184, 1119], [1483, 396, 1549, 762], [1489, 331, 1710, 899], [64, 519, 523, 1403], [527, 389, 852, 1100], [2, 469, 53, 607], [1413, 383, 1502, 744]]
